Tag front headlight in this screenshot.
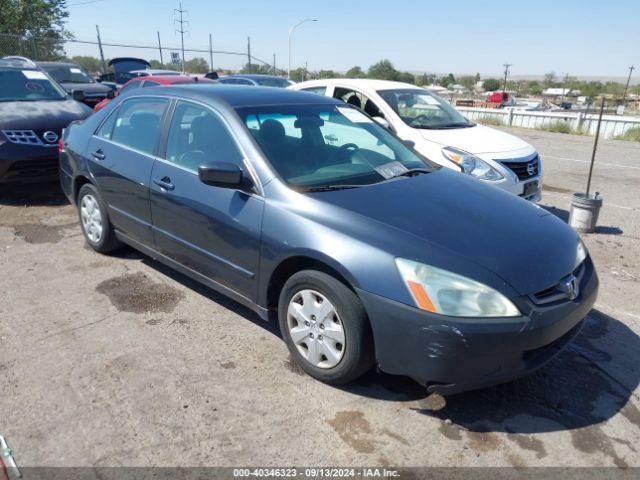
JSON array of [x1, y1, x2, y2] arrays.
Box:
[[395, 258, 520, 317], [442, 147, 503, 181], [575, 238, 588, 269]]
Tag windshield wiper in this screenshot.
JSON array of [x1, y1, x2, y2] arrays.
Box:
[[388, 168, 431, 180], [417, 122, 473, 129], [300, 184, 363, 192]]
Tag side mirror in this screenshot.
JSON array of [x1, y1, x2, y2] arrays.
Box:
[[372, 116, 391, 129], [106, 90, 115, 99], [198, 162, 244, 188], [403, 139, 415, 149], [72, 90, 85, 102]]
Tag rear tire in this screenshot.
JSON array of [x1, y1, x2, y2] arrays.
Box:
[[278, 270, 374, 384], [77, 183, 121, 253]]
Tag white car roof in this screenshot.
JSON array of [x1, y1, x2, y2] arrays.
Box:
[[291, 78, 425, 92]]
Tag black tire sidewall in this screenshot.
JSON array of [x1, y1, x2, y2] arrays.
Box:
[[278, 270, 374, 384]]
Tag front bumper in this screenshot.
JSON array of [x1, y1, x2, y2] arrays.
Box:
[[0, 138, 60, 183], [357, 258, 598, 394]]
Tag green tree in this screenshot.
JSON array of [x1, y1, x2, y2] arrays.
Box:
[[367, 60, 398, 80], [482, 78, 501, 91], [317, 69, 340, 79], [68, 55, 102, 74], [439, 73, 456, 88], [396, 71, 415, 84], [289, 67, 309, 83], [184, 57, 210, 74], [0, 0, 70, 59], [475, 72, 481, 82], [458, 75, 476, 89], [345, 66, 365, 78], [415, 73, 435, 86]]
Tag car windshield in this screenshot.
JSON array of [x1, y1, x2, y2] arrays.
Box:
[[254, 77, 290, 88], [42, 64, 94, 84], [0, 67, 67, 102], [377, 88, 472, 129], [236, 104, 433, 190]]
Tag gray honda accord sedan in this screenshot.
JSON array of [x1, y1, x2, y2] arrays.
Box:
[[59, 85, 598, 394]]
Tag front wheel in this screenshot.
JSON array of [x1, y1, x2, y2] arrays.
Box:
[[278, 270, 374, 384]]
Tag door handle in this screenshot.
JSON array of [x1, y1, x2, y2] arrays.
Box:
[[153, 177, 175, 191], [92, 149, 105, 160]]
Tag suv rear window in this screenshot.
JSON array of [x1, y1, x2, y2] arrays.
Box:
[[0, 68, 67, 101]]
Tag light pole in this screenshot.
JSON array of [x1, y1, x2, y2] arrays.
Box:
[[288, 18, 317, 80]]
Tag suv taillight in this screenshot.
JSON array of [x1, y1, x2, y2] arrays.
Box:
[[58, 139, 64, 153]]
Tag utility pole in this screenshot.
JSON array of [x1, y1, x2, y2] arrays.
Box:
[[273, 53, 276, 75], [247, 37, 251, 73], [95, 25, 106, 73], [502, 63, 512, 93], [622, 65, 635, 105], [209, 34, 214, 71], [174, 2, 188, 72], [562, 72, 570, 104], [157, 31, 164, 66]]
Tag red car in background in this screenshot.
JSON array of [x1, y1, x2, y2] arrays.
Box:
[[93, 75, 217, 112]]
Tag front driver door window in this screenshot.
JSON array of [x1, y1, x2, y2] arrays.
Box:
[[150, 100, 264, 300]]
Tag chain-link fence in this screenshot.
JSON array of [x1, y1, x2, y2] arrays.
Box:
[[0, 31, 277, 75]]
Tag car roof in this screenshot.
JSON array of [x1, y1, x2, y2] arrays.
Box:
[[293, 78, 424, 92], [140, 84, 342, 108], [131, 69, 181, 75], [37, 61, 77, 68], [0, 56, 39, 69], [227, 74, 287, 80]]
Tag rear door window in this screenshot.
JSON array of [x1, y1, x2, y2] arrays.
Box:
[[108, 97, 169, 155]]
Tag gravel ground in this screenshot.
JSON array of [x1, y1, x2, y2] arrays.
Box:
[[0, 128, 639, 471]]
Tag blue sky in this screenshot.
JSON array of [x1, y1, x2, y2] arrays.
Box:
[[65, 0, 639, 78]]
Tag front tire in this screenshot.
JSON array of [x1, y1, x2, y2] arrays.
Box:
[[278, 270, 374, 384], [77, 183, 121, 253]]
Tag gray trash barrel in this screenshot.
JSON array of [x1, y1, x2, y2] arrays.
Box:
[[569, 192, 603, 233]]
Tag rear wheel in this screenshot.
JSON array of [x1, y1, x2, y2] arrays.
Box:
[[278, 270, 374, 384], [77, 183, 121, 253]]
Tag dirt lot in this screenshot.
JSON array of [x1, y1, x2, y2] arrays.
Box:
[[1, 128, 639, 470]]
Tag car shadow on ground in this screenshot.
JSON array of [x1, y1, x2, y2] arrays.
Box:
[[0, 181, 69, 206], [137, 253, 281, 337]]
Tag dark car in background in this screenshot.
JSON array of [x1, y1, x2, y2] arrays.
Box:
[[218, 74, 292, 88], [92, 74, 217, 112], [60, 85, 597, 393], [97, 57, 151, 88], [0, 56, 92, 183], [37, 61, 114, 108]]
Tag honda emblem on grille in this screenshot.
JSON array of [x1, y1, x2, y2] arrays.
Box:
[[43, 131, 58, 143], [526, 162, 536, 176], [559, 274, 579, 300]]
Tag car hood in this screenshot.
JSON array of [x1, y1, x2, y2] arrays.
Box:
[[0, 99, 92, 130], [59, 82, 112, 95], [418, 123, 531, 154], [307, 169, 579, 295]]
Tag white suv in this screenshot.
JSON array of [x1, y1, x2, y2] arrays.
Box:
[[290, 79, 542, 201]]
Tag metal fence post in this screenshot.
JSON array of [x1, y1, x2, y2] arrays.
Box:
[[209, 34, 214, 71], [247, 37, 251, 73], [508, 108, 514, 126], [95, 25, 106, 73], [157, 31, 164, 66]]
